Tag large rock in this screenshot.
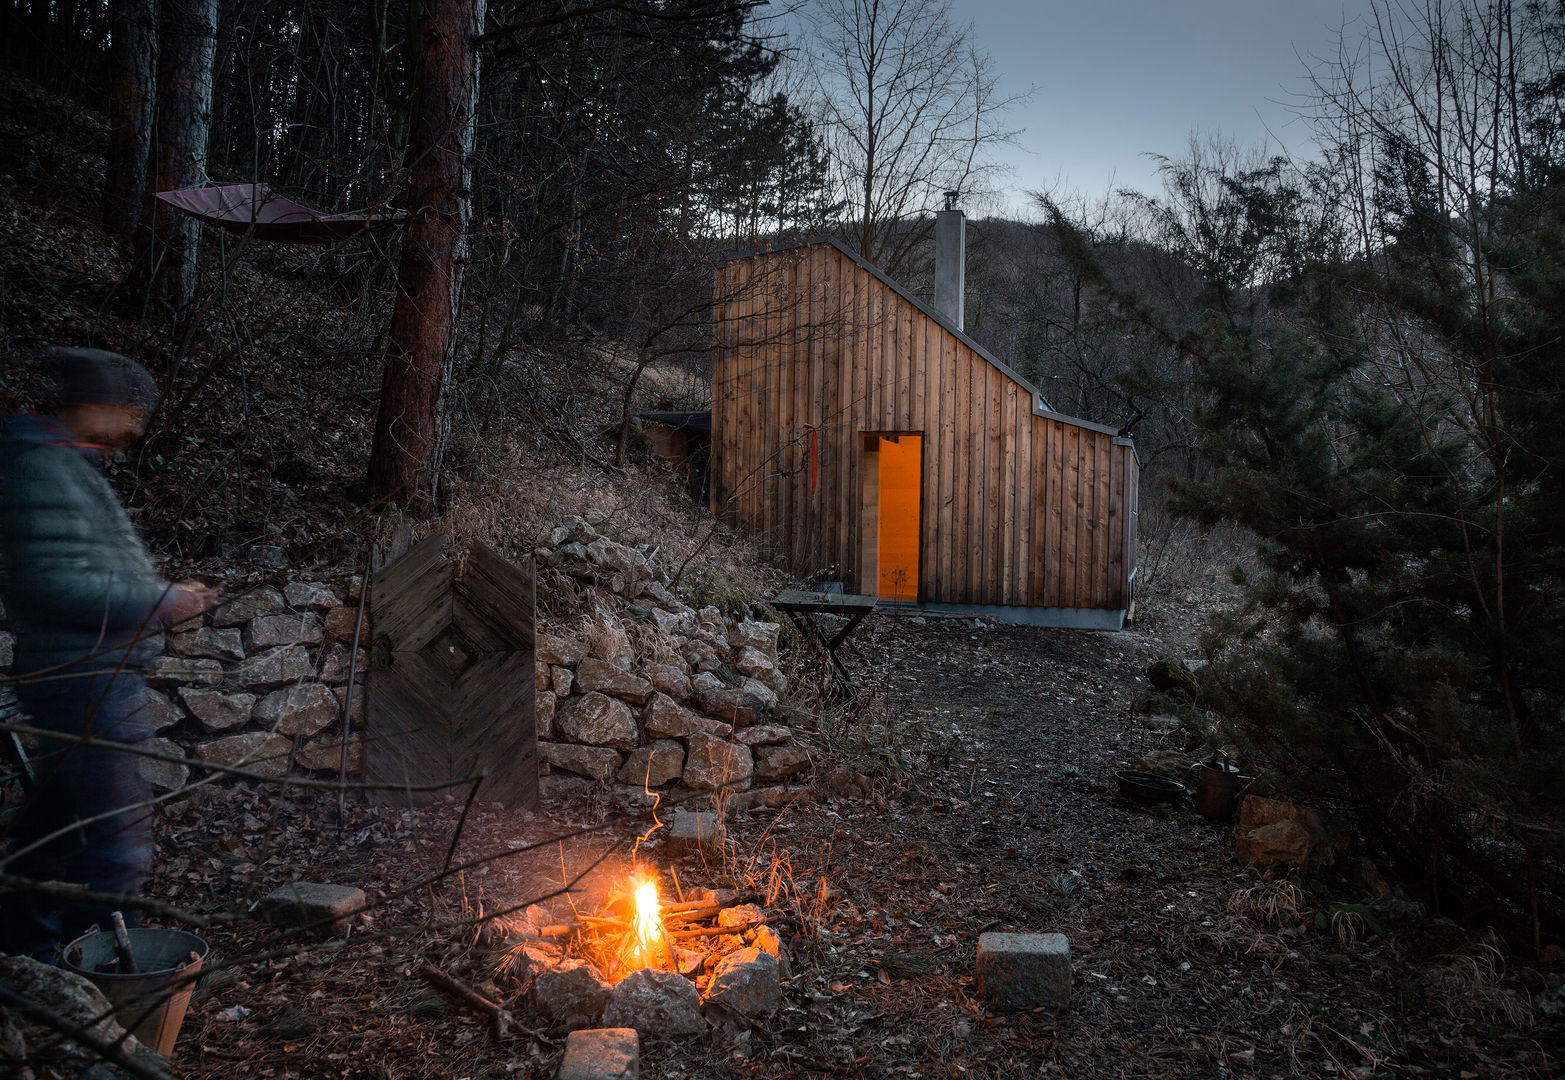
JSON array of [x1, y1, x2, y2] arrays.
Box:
[[732, 646, 776, 682], [195, 732, 292, 776], [1134, 749, 1189, 781], [323, 605, 366, 641], [1234, 796, 1330, 869], [260, 882, 365, 933], [537, 690, 558, 740], [253, 683, 339, 736], [736, 725, 793, 746], [283, 582, 342, 610], [601, 968, 705, 1037], [629, 580, 684, 612], [165, 626, 244, 662], [550, 516, 599, 548], [239, 645, 315, 690], [695, 677, 777, 727], [332, 684, 365, 728], [732, 621, 780, 659], [243, 613, 324, 651], [147, 656, 222, 688], [559, 1027, 639, 1080], [532, 959, 612, 1028], [557, 693, 638, 749], [142, 688, 183, 732], [540, 743, 624, 782], [575, 659, 652, 705], [754, 743, 811, 781], [585, 537, 652, 581], [0, 954, 165, 1076], [617, 741, 684, 787], [666, 810, 724, 858], [642, 693, 705, 738], [297, 736, 362, 773], [537, 633, 588, 667], [133, 736, 189, 792], [648, 607, 687, 637], [317, 643, 367, 684], [551, 666, 575, 696], [643, 664, 691, 702], [696, 607, 726, 636], [682, 641, 720, 668], [682, 731, 754, 791], [705, 947, 780, 1017], [977, 932, 1071, 1009], [728, 786, 814, 813], [177, 688, 256, 732], [212, 586, 286, 627]]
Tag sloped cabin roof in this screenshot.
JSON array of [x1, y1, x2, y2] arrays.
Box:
[[723, 235, 1127, 443]]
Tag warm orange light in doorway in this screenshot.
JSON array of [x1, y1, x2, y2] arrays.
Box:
[[876, 435, 921, 599]]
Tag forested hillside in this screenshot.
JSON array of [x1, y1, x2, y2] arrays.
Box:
[[0, 1, 1563, 1076]]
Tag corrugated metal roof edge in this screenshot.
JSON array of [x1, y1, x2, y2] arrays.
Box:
[[720, 234, 1131, 443]]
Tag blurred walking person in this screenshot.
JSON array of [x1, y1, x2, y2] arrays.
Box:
[[0, 348, 214, 961]]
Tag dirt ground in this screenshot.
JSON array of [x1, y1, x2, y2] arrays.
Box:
[[139, 587, 1560, 1080]]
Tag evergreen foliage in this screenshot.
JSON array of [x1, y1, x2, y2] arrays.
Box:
[[1043, 3, 1565, 947]]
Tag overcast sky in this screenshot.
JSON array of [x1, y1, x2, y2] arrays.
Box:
[[960, 0, 1376, 214]]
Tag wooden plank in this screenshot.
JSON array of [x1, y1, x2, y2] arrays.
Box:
[[986, 362, 1003, 605], [371, 532, 452, 653], [915, 309, 935, 598], [1002, 381, 1019, 606], [891, 297, 904, 430], [737, 262, 757, 529], [1108, 443, 1125, 610], [1096, 434, 1113, 610], [1071, 428, 1086, 610], [458, 543, 536, 650], [847, 260, 865, 582], [938, 326, 957, 603], [836, 250, 855, 588], [965, 351, 982, 604], [710, 265, 728, 514], [1059, 424, 1077, 607], [950, 336, 970, 603], [1076, 430, 1093, 610], [807, 259, 832, 566]]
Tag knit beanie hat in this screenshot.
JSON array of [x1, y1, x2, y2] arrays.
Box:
[[46, 347, 160, 413]]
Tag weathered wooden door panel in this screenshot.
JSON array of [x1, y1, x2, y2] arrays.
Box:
[[367, 534, 538, 808]]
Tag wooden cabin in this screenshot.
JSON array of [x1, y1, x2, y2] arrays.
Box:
[[709, 228, 1139, 628]]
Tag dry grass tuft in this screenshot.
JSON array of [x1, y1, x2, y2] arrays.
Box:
[[1226, 880, 1304, 926], [1421, 937, 1535, 1031]]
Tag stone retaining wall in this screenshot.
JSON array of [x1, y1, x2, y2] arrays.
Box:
[[1, 515, 814, 809], [530, 515, 812, 810]]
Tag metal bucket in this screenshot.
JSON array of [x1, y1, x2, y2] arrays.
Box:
[[64, 926, 208, 1057], [1193, 752, 1247, 820]]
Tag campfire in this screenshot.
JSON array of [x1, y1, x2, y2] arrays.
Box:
[[565, 872, 767, 985]]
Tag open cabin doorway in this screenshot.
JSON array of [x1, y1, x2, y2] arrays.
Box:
[[859, 433, 923, 601]]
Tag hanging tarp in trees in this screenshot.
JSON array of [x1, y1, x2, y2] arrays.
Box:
[[154, 183, 404, 244]]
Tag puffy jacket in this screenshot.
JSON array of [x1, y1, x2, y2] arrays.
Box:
[[0, 413, 169, 675]]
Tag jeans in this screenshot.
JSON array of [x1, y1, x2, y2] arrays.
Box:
[[0, 667, 154, 962]]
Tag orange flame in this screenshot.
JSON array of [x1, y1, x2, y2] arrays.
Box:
[[634, 880, 662, 953]]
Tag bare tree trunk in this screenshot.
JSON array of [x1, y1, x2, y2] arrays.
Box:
[[366, 0, 486, 509], [134, 0, 216, 315], [104, 0, 158, 240]]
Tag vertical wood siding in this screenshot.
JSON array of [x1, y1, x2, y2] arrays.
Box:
[[712, 243, 1138, 611]]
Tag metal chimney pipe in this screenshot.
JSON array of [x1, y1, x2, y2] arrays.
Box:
[[934, 193, 965, 330]]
